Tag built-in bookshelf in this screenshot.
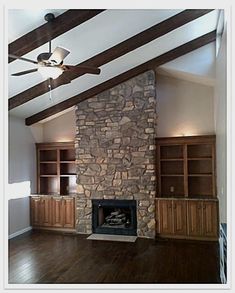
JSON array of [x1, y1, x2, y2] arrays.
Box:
[[36, 142, 77, 195], [156, 135, 216, 198]]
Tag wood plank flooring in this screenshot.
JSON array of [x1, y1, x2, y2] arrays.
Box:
[[8, 230, 221, 284]]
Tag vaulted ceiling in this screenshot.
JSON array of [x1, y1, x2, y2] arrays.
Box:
[[8, 9, 219, 125]]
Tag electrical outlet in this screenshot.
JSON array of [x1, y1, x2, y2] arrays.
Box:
[[170, 186, 174, 193]]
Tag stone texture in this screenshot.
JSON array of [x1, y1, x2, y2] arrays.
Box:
[[75, 70, 157, 238]]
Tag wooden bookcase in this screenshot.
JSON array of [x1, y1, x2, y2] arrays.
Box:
[[155, 135, 218, 241], [156, 135, 216, 198], [36, 142, 77, 195]]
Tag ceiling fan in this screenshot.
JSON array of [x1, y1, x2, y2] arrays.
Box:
[[9, 13, 101, 83]]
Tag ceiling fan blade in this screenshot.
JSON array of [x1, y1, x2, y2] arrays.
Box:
[[11, 68, 38, 76], [9, 54, 38, 64], [62, 65, 101, 75], [49, 46, 70, 64]]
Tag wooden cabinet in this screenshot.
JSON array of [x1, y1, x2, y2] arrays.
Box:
[[40, 197, 52, 227], [156, 198, 218, 240], [31, 196, 41, 226], [63, 197, 75, 228], [30, 196, 75, 230], [157, 199, 186, 237], [36, 142, 77, 195], [156, 135, 216, 198], [202, 200, 218, 237], [173, 200, 187, 236], [187, 200, 202, 237], [187, 200, 218, 238], [155, 135, 218, 241], [158, 199, 173, 235], [52, 197, 64, 227], [51, 197, 75, 228]]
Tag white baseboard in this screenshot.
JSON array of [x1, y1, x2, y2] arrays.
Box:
[[8, 226, 32, 239]]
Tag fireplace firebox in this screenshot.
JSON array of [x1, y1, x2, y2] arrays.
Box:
[[92, 199, 137, 236]]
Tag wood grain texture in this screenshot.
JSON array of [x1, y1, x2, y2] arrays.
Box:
[[8, 230, 220, 284], [156, 135, 216, 200], [9, 9, 213, 110], [25, 31, 216, 125], [36, 142, 76, 195], [8, 10, 105, 63], [156, 198, 219, 240]]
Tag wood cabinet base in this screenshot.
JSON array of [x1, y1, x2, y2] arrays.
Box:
[[156, 198, 219, 241], [30, 196, 76, 230]]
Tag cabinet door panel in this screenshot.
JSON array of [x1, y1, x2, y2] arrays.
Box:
[[40, 198, 52, 226], [187, 201, 202, 236], [63, 198, 75, 228], [52, 198, 63, 227], [158, 200, 173, 234], [173, 200, 186, 235], [202, 201, 218, 237], [30, 197, 41, 226]]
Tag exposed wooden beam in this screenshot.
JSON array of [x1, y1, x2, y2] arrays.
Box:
[[9, 9, 213, 110], [9, 9, 105, 63], [25, 30, 216, 126]]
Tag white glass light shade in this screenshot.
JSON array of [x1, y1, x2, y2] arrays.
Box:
[[38, 66, 63, 79]]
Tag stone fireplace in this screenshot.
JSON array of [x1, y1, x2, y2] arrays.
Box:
[[75, 70, 157, 238]]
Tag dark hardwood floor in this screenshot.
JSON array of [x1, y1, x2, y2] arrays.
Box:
[[8, 230, 221, 284]]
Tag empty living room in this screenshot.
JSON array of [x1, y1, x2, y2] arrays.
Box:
[[3, 2, 233, 292]]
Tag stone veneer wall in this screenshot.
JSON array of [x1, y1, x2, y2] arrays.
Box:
[[75, 70, 157, 238]]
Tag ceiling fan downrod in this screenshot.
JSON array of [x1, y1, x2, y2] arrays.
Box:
[[49, 40, 52, 54], [44, 13, 55, 54]]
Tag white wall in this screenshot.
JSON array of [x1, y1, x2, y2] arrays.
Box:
[[42, 109, 76, 142], [9, 115, 36, 191], [158, 42, 216, 86], [8, 115, 36, 236], [8, 197, 31, 238], [214, 24, 227, 224], [156, 74, 215, 137]]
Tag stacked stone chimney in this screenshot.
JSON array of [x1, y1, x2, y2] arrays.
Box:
[[75, 70, 157, 238]]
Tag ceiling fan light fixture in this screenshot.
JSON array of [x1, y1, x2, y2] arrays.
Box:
[[38, 66, 63, 80]]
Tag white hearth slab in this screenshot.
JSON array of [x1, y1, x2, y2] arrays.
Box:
[[87, 234, 137, 242]]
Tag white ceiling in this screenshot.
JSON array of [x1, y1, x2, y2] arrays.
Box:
[[8, 9, 67, 43], [8, 9, 219, 122]]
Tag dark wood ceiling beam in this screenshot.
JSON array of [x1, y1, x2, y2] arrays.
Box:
[[9, 9, 213, 110], [9, 9, 105, 63], [25, 30, 216, 126]]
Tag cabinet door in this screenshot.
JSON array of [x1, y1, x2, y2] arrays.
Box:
[[52, 197, 64, 227], [63, 198, 75, 228], [158, 200, 173, 235], [40, 197, 52, 226], [202, 201, 218, 237], [30, 197, 41, 226], [187, 200, 202, 237], [173, 200, 187, 235]]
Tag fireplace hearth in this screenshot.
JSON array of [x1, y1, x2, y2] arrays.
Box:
[[92, 199, 137, 236]]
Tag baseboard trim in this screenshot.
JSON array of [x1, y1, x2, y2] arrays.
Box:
[[9, 226, 32, 239]]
